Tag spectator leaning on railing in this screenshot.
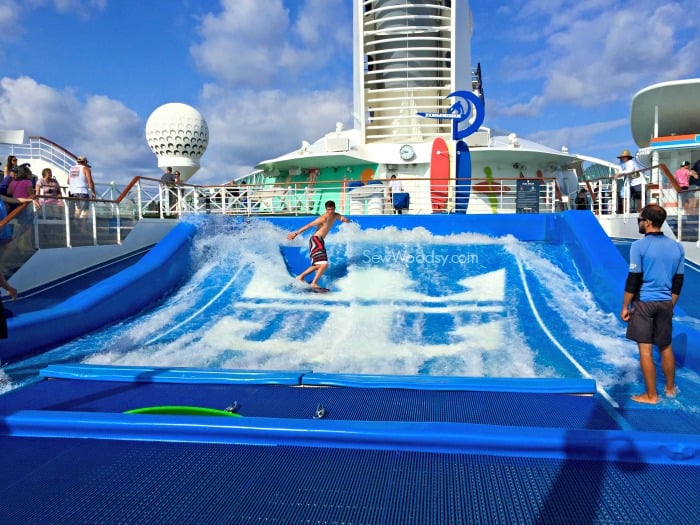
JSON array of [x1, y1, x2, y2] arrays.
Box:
[[36, 168, 62, 206], [6, 163, 35, 216], [616, 149, 644, 213]]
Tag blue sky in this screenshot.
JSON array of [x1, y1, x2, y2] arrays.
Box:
[[1, 0, 698, 185]]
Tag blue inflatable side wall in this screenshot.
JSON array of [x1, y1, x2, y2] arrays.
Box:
[[555, 212, 699, 369], [0, 222, 197, 363], [556, 211, 629, 314], [5, 406, 700, 466]]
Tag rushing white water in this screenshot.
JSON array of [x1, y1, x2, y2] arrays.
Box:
[[4, 219, 652, 398]]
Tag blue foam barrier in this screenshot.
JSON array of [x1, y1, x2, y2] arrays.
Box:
[[40, 363, 311, 385], [301, 372, 597, 393], [0, 222, 197, 363], [3, 409, 700, 466]]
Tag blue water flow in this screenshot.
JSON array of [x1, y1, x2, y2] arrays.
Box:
[[2, 213, 700, 411]]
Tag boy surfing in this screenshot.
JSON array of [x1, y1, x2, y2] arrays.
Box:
[[286, 200, 350, 290]]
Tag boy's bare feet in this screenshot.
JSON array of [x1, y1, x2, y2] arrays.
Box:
[[631, 393, 659, 404]]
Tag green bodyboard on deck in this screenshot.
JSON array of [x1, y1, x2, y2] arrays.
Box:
[[124, 405, 242, 417]]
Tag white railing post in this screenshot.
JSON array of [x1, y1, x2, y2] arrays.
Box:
[[64, 198, 72, 248], [115, 203, 122, 245], [33, 204, 40, 248], [90, 201, 98, 246], [136, 179, 144, 220], [159, 185, 165, 219], [677, 191, 683, 240]]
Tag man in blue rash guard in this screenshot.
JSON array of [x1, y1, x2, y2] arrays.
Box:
[[620, 204, 685, 404]]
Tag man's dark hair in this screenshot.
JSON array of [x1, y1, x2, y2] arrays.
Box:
[[640, 204, 666, 227], [324, 200, 336, 209]]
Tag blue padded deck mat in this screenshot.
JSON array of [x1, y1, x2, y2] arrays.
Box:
[[0, 377, 620, 430], [0, 435, 697, 525], [619, 406, 700, 434]]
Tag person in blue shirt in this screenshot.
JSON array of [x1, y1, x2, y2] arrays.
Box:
[[620, 204, 685, 404]]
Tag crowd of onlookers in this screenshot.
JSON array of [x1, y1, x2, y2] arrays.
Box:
[[0, 154, 97, 218], [0, 153, 100, 337], [577, 150, 699, 215]]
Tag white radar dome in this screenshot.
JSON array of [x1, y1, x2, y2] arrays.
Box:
[[145, 102, 209, 182]]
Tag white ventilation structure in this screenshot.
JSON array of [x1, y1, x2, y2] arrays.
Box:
[[354, 0, 473, 145]]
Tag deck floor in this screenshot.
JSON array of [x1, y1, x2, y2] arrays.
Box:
[[1, 368, 700, 524]]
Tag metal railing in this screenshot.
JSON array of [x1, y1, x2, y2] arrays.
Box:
[[1, 136, 77, 176], [0, 186, 139, 276], [583, 163, 699, 242], [161, 176, 564, 217], [4, 166, 696, 277]]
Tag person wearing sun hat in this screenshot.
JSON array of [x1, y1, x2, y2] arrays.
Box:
[[616, 149, 644, 213], [67, 155, 96, 219]]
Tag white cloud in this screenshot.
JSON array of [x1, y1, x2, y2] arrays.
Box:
[[0, 77, 81, 137], [540, 3, 694, 106], [77, 95, 150, 173], [184, 0, 354, 184], [0, 76, 153, 183], [1, 1, 355, 187], [293, 0, 352, 48], [492, 0, 700, 113], [492, 95, 544, 118], [190, 0, 295, 87], [0, 0, 106, 60], [528, 118, 628, 154], [51, 0, 107, 14], [190, 0, 351, 89], [195, 84, 352, 184], [0, 1, 21, 45]]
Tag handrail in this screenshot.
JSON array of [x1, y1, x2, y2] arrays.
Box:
[[2, 163, 694, 261], [28, 135, 78, 160], [583, 181, 598, 204], [0, 199, 32, 228], [649, 163, 683, 193], [114, 175, 144, 202], [583, 162, 699, 242], [1, 163, 688, 226], [0, 173, 570, 229]]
